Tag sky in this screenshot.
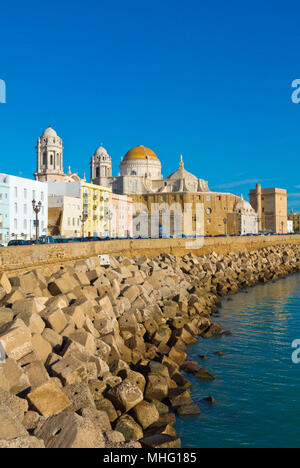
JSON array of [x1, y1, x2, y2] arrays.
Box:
[[1, 0, 300, 209]]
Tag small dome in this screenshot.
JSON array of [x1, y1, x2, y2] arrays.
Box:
[[42, 126, 58, 138], [235, 196, 254, 214], [95, 145, 109, 157], [123, 145, 159, 162], [166, 167, 198, 182]]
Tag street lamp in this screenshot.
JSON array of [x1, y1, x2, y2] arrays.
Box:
[[105, 210, 113, 238], [32, 200, 42, 245], [80, 213, 88, 238]]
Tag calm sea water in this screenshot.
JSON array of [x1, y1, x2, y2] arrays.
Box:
[[176, 274, 300, 448]]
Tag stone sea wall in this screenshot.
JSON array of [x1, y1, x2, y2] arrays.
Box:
[[1, 235, 300, 276], [0, 243, 300, 448]]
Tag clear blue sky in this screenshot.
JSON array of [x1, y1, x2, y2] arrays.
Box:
[[1, 0, 300, 209]]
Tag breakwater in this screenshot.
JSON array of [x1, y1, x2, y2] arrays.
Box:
[[0, 243, 299, 447], [1, 235, 300, 276]]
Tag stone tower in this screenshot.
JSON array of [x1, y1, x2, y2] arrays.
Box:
[[90, 145, 112, 187], [35, 126, 65, 182]]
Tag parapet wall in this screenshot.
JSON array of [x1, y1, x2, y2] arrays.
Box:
[[1, 235, 300, 276]]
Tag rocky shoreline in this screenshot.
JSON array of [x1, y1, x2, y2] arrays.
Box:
[[0, 244, 299, 448]]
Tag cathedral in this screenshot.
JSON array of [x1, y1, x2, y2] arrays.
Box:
[[90, 144, 210, 195], [35, 128, 211, 194], [34, 126, 259, 237]]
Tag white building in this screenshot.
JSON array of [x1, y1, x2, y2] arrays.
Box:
[[287, 220, 294, 234], [0, 174, 48, 243], [47, 181, 82, 198], [233, 196, 259, 235], [111, 193, 133, 238], [48, 195, 81, 238]]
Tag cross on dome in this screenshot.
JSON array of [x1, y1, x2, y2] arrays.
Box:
[[179, 154, 184, 169]]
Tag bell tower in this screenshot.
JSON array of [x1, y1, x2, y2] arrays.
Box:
[[35, 126, 64, 182], [90, 145, 112, 186]]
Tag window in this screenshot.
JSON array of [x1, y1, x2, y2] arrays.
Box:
[[14, 187, 17, 197], [41, 192, 44, 201], [24, 204, 27, 214], [14, 203, 17, 214], [32, 190, 36, 200], [24, 189, 27, 199], [206, 195, 211, 201]]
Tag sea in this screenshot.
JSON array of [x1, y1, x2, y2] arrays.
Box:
[[176, 274, 300, 448]]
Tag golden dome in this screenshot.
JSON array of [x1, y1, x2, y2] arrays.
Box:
[[123, 145, 158, 161]]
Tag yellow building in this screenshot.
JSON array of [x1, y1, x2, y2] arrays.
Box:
[[47, 180, 112, 238], [249, 184, 287, 233], [81, 180, 112, 237]]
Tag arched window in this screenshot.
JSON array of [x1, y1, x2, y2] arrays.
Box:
[[50, 154, 53, 165], [96, 167, 100, 178], [43, 152, 47, 165]]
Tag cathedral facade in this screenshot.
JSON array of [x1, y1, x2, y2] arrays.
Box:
[[89, 143, 259, 237], [90, 145, 210, 195]]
